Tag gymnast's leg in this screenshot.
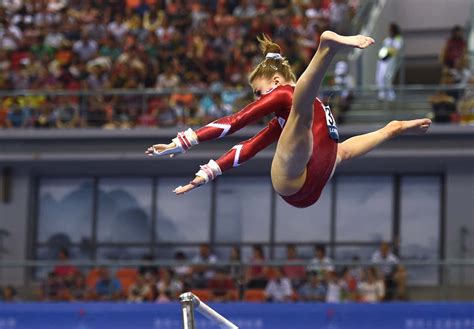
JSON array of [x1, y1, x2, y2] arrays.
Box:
[[336, 118, 432, 163], [271, 31, 375, 195]]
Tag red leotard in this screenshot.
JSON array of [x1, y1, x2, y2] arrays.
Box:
[[194, 85, 338, 208]]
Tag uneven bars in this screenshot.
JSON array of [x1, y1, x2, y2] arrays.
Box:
[[179, 292, 239, 329]]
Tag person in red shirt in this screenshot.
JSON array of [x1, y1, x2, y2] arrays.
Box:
[[53, 248, 79, 279], [147, 31, 431, 208], [207, 268, 235, 301], [441, 25, 467, 69], [282, 244, 306, 287]]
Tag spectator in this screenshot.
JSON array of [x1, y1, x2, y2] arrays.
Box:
[[245, 244, 268, 289], [358, 267, 385, 302], [0, 17, 22, 51], [208, 268, 235, 301], [232, 0, 257, 21], [69, 272, 89, 301], [53, 248, 79, 283], [2, 286, 18, 302], [329, 0, 350, 34], [138, 254, 159, 277], [307, 244, 334, 276], [156, 268, 183, 300], [441, 25, 466, 69], [340, 267, 358, 301], [429, 90, 456, 123], [325, 271, 342, 303], [371, 242, 398, 279], [227, 245, 242, 282], [376, 23, 403, 101], [192, 243, 218, 288], [0, 101, 9, 128], [457, 75, 474, 124], [73, 32, 98, 62], [282, 244, 306, 287], [430, 71, 457, 122], [41, 272, 67, 301], [0, 0, 367, 130], [348, 256, 364, 282], [5, 99, 28, 128], [298, 272, 326, 302], [371, 242, 399, 300], [264, 267, 293, 302], [156, 65, 180, 90], [127, 275, 150, 303], [447, 56, 471, 98], [155, 284, 171, 303], [173, 250, 192, 282], [305, 0, 330, 30], [331, 60, 354, 124], [393, 264, 408, 301], [95, 268, 122, 301]]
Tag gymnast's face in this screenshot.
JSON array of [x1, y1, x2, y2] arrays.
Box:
[[251, 74, 285, 99]]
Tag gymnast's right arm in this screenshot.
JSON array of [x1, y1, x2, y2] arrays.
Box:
[[145, 87, 292, 157], [173, 118, 282, 195]]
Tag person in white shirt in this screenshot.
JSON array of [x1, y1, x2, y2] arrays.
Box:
[[371, 241, 399, 300], [192, 243, 218, 288], [326, 271, 342, 303], [72, 33, 98, 62], [264, 267, 293, 302], [307, 244, 334, 275], [0, 19, 22, 51], [358, 267, 385, 302], [376, 23, 403, 101], [371, 242, 399, 278]]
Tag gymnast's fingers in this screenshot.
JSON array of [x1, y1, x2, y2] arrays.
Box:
[[173, 184, 196, 195]]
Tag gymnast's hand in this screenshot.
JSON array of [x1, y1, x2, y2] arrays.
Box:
[[145, 142, 180, 158], [173, 176, 206, 195]]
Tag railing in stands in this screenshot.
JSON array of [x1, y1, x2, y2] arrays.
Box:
[[0, 84, 472, 127]]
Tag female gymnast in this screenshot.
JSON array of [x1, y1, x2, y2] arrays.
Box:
[[145, 31, 431, 208]]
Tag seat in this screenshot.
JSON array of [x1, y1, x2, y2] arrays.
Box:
[[86, 268, 103, 289], [243, 289, 266, 302], [115, 268, 138, 293], [190, 289, 213, 302], [228, 289, 239, 301]]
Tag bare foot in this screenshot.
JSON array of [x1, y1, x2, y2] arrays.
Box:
[[320, 30, 375, 50], [387, 118, 432, 136]]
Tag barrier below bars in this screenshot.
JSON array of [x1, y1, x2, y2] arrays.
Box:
[[180, 292, 238, 329]]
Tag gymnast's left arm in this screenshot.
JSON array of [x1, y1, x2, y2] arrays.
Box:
[[173, 118, 282, 195]]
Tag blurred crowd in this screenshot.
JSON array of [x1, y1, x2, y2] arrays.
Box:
[[0, 0, 360, 129], [0, 242, 408, 303], [430, 25, 474, 124]]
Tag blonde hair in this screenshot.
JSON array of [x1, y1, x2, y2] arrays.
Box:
[[248, 34, 296, 84]]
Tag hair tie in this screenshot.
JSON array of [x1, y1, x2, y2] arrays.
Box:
[[266, 52, 283, 60]]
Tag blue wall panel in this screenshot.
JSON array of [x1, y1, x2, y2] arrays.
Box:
[[0, 302, 473, 329]]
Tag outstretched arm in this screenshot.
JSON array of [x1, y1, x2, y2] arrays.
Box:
[[173, 118, 283, 195], [145, 88, 292, 157]]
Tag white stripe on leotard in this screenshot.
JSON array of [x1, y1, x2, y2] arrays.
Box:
[[232, 145, 243, 167], [206, 123, 231, 138]]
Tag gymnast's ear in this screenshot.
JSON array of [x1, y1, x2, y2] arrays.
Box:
[[272, 74, 282, 85]]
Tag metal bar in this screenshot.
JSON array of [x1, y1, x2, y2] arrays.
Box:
[[180, 292, 196, 329], [180, 292, 238, 329]]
